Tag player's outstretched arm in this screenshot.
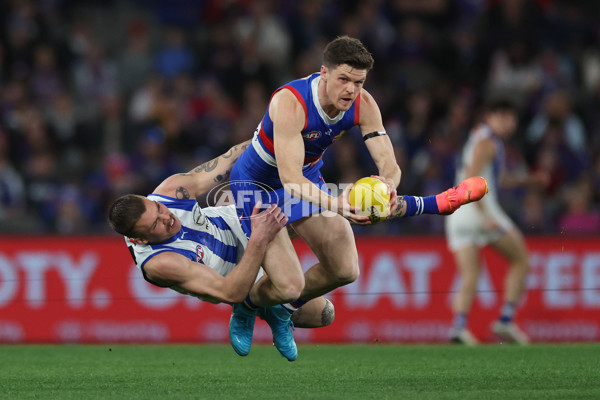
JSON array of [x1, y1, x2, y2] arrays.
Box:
[[153, 140, 251, 199], [143, 203, 288, 304]]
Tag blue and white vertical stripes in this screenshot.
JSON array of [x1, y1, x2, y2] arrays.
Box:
[[126, 196, 249, 301]]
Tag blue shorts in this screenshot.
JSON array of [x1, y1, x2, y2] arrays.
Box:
[[230, 145, 329, 236]]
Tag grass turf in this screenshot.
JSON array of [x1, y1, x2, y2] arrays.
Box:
[[1, 344, 599, 400]]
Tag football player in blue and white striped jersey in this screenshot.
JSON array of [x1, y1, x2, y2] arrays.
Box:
[[108, 141, 335, 359]]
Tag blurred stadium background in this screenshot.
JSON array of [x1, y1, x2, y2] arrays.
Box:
[[0, 0, 599, 345]]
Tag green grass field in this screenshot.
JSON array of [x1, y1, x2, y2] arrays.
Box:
[[1, 344, 599, 400]]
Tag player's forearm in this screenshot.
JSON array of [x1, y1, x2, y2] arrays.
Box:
[[220, 237, 267, 303], [378, 164, 402, 188], [365, 134, 401, 188], [282, 175, 337, 213]]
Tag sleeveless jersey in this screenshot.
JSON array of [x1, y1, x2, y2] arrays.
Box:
[[455, 124, 505, 198], [248, 72, 360, 182], [445, 123, 514, 250], [125, 195, 248, 303]]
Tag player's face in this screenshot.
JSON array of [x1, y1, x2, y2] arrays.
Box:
[[321, 64, 367, 112], [134, 197, 181, 243], [495, 111, 518, 138]]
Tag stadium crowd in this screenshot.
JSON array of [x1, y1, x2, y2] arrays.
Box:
[[0, 0, 598, 235]]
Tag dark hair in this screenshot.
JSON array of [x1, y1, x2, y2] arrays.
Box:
[[486, 98, 518, 114], [323, 36, 374, 71], [108, 194, 147, 237]]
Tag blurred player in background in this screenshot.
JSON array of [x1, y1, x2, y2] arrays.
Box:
[[445, 99, 547, 345], [228, 35, 489, 360]]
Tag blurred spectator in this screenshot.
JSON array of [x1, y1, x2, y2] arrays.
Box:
[[129, 127, 181, 196], [45, 91, 84, 152], [4, 0, 46, 81], [117, 20, 154, 97], [527, 90, 587, 155], [23, 149, 60, 231], [100, 93, 125, 156], [234, 0, 292, 85], [474, 0, 546, 82], [0, 0, 598, 234], [129, 75, 164, 125], [154, 25, 195, 80], [518, 189, 554, 234], [288, 0, 330, 56], [0, 129, 25, 220], [54, 184, 89, 233], [558, 175, 600, 235], [72, 40, 118, 122], [30, 43, 64, 110], [486, 40, 543, 108], [526, 90, 590, 188]]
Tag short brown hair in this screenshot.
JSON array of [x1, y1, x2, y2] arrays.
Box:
[[108, 194, 147, 238], [323, 36, 374, 71], [486, 98, 518, 114]]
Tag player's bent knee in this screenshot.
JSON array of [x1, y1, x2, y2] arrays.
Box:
[[320, 299, 335, 327], [274, 278, 304, 304], [290, 298, 335, 328], [333, 263, 360, 285]]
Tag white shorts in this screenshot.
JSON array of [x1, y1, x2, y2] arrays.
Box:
[[444, 196, 515, 252]]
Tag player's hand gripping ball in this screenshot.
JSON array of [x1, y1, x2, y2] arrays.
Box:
[[349, 177, 391, 223]]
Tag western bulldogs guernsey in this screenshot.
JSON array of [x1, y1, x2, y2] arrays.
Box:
[[230, 72, 360, 232], [126, 194, 249, 303]]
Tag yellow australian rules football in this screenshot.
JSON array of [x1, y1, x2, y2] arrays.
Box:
[[348, 177, 391, 223]]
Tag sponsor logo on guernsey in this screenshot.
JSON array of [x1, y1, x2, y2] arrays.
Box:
[[196, 245, 205, 263], [302, 131, 321, 140]]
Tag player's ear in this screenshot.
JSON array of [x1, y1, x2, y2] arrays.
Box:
[[130, 237, 148, 245], [320, 65, 328, 80]]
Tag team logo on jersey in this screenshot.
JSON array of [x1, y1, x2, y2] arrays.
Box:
[[196, 245, 205, 263], [303, 131, 321, 140], [193, 206, 207, 227]]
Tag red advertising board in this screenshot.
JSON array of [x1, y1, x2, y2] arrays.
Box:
[[0, 235, 598, 343]]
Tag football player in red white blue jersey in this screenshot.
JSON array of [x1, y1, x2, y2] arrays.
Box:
[[228, 36, 489, 360]]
